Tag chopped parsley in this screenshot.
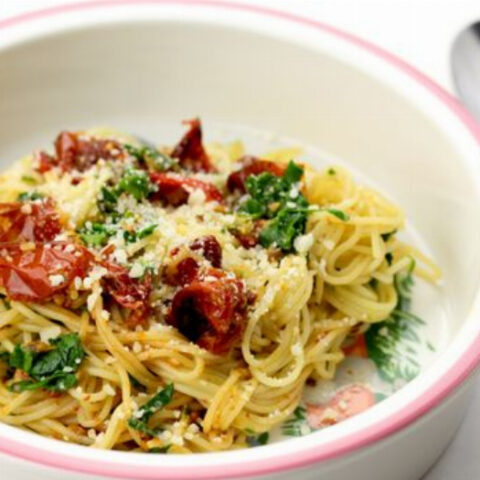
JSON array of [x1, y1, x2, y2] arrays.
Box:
[[123, 224, 158, 244], [385, 252, 394, 266], [78, 222, 115, 247], [148, 445, 171, 453], [118, 168, 154, 201], [381, 230, 397, 242], [17, 191, 44, 202], [246, 431, 269, 447], [4, 333, 85, 392], [326, 208, 350, 221], [125, 144, 176, 172], [128, 383, 174, 437], [239, 161, 309, 252], [239, 161, 348, 252], [21, 175, 39, 185]]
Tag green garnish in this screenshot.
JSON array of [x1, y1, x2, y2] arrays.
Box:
[[17, 191, 44, 202], [326, 208, 350, 221], [247, 431, 269, 447], [125, 144, 176, 172], [239, 161, 348, 252], [137, 224, 158, 240], [5, 333, 85, 392], [118, 168, 154, 201], [128, 383, 174, 437], [148, 445, 171, 453], [79, 222, 115, 247], [239, 161, 309, 252], [385, 252, 393, 266], [365, 259, 424, 382], [327, 168, 336, 176], [123, 224, 157, 244], [21, 175, 38, 185], [381, 230, 397, 242]]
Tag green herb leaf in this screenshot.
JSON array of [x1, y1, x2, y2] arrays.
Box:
[[125, 144, 176, 172], [17, 192, 44, 202], [326, 208, 350, 221], [385, 252, 393, 266], [148, 445, 171, 453], [79, 222, 115, 247], [118, 168, 154, 201], [138, 224, 157, 240], [21, 175, 38, 185], [128, 383, 174, 437], [282, 160, 304, 184], [381, 230, 397, 242], [247, 431, 269, 447], [238, 160, 311, 252], [8, 333, 85, 393], [259, 208, 307, 252]]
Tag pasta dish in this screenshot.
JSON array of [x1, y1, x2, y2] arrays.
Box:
[[0, 120, 440, 452]]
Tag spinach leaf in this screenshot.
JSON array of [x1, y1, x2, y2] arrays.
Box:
[[128, 383, 174, 437], [8, 333, 85, 393]]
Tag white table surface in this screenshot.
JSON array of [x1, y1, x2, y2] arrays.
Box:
[[1, 1, 480, 479]]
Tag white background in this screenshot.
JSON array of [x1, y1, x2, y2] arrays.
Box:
[[1, 1, 480, 478]]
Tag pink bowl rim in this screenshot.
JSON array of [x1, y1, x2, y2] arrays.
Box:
[[1, 1, 480, 479]]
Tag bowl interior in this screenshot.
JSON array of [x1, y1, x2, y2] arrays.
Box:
[[1, 7, 480, 472]]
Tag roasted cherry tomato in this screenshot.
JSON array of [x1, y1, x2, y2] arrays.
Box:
[[0, 199, 61, 243], [167, 273, 247, 354], [150, 172, 223, 206], [170, 119, 215, 172], [101, 261, 152, 325], [36, 131, 125, 173], [0, 242, 91, 302]]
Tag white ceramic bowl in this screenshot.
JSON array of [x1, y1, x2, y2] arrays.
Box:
[[2, 2, 480, 480]]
